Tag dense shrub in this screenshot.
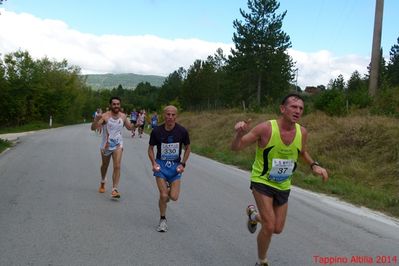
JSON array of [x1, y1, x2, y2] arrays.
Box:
[[313, 89, 347, 116], [371, 86, 399, 116]]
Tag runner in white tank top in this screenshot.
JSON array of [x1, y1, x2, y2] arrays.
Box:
[[91, 96, 134, 199], [101, 116, 124, 155]]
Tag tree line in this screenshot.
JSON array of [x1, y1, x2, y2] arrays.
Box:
[[1, 0, 399, 128], [313, 38, 399, 116]]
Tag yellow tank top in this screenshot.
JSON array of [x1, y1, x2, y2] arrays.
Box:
[[250, 120, 302, 190]]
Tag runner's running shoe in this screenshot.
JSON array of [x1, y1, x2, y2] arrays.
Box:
[[246, 204, 258, 233], [98, 182, 105, 193], [255, 262, 269, 266], [111, 189, 120, 199], [157, 218, 168, 232]]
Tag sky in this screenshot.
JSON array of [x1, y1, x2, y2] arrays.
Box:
[[0, 0, 398, 89]]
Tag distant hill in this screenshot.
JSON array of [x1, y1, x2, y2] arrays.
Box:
[[82, 73, 166, 89]]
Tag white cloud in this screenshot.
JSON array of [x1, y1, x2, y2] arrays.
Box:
[[289, 49, 370, 88], [0, 9, 232, 77], [0, 9, 371, 89]]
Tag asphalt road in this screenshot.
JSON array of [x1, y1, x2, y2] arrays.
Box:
[[0, 124, 398, 266]]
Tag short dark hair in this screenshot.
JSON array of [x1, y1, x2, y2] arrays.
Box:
[[109, 96, 121, 105], [281, 93, 304, 105]]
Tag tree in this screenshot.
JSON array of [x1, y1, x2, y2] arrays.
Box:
[[229, 0, 293, 106], [328, 74, 345, 91], [0, 50, 91, 127], [131, 82, 159, 111], [387, 37, 399, 86], [182, 51, 230, 110], [3, 50, 38, 125], [157, 67, 185, 107], [347, 71, 363, 92], [346, 71, 370, 108], [206, 48, 228, 108], [182, 60, 208, 109], [366, 48, 388, 90]]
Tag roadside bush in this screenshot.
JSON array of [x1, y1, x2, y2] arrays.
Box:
[[348, 89, 371, 108], [371, 86, 399, 116], [313, 89, 347, 116]]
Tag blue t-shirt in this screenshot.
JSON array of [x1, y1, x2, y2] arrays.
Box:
[[130, 112, 137, 121], [151, 115, 158, 127]]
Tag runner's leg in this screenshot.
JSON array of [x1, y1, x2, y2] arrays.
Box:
[[252, 189, 276, 262], [156, 177, 169, 217], [100, 151, 111, 181], [273, 202, 288, 234], [111, 147, 123, 189], [169, 179, 181, 201]]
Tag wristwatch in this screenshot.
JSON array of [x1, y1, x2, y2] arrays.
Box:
[[310, 161, 320, 170]]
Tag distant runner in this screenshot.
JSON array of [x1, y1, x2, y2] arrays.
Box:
[[130, 109, 138, 137], [91, 96, 134, 199], [148, 105, 190, 232], [150, 111, 158, 129], [93, 108, 103, 135], [137, 110, 146, 138]]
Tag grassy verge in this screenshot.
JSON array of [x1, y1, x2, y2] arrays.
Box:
[[0, 121, 61, 134], [177, 110, 399, 218], [0, 138, 12, 154], [0, 121, 63, 154]]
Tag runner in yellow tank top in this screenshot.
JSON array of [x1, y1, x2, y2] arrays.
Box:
[[232, 93, 328, 266], [251, 119, 302, 191]]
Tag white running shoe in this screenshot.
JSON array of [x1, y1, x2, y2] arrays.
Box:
[[157, 219, 168, 232]]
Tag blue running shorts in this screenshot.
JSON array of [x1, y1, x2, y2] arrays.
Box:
[[154, 159, 182, 183]]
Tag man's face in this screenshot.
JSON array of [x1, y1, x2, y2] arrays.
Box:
[[110, 99, 121, 113], [281, 97, 304, 123], [164, 108, 177, 125]]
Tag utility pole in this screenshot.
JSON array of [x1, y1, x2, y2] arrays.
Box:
[[368, 0, 384, 97]]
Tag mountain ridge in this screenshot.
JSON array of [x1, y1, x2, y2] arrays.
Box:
[[83, 73, 166, 89]]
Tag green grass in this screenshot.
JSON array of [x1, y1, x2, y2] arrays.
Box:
[[0, 121, 61, 134], [293, 172, 399, 216], [0, 138, 11, 153], [177, 110, 399, 218], [0, 121, 63, 153]]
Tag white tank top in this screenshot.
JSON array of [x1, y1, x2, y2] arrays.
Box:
[[101, 116, 124, 150]]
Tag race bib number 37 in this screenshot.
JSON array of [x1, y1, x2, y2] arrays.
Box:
[[161, 143, 179, 161], [268, 159, 294, 183]]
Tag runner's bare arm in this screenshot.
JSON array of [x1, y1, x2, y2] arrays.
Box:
[[148, 145, 160, 171], [300, 127, 329, 182], [231, 120, 268, 151], [123, 114, 134, 130], [91, 113, 105, 131], [180, 144, 191, 165]]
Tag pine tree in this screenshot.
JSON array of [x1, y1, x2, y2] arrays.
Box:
[[387, 37, 399, 86], [229, 0, 293, 106]]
